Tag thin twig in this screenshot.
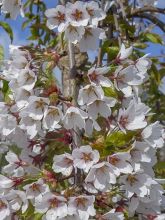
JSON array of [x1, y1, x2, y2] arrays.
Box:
[[131, 6, 165, 15], [113, 13, 122, 46]]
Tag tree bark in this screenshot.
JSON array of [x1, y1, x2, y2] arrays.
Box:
[[58, 42, 88, 185]]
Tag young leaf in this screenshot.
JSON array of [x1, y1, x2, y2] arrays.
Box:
[[0, 22, 13, 42]]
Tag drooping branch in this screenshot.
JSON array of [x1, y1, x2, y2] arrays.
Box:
[[131, 6, 165, 15], [128, 12, 165, 33]]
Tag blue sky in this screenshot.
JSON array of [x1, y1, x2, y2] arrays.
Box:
[[0, 0, 165, 91], [0, 0, 58, 56]]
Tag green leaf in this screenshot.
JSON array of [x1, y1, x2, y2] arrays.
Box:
[[106, 46, 119, 60], [120, 20, 135, 36], [133, 42, 148, 49], [2, 80, 9, 95], [34, 213, 43, 220], [0, 45, 4, 61], [103, 87, 118, 98], [102, 41, 119, 60], [159, 68, 165, 78], [2, 80, 12, 103], [105, 131, 135, 148], [144, 32, 163, 45], [0, 22, 13, 42], [155, 161, 165, 170], [22, 20, 31, 29]]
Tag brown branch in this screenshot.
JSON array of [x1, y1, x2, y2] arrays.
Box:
[[128, 13, 165, 33], [131, 6, 165, 15]]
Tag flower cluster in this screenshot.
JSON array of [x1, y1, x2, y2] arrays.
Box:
[[0, 1, 164, 220], [0, 41, 164, 219], [45, 1, 106, 52]]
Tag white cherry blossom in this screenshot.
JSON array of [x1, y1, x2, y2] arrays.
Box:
[[130, 141, 152, 164], [117, 44, 133, 62], [85, 162, 120, 191], [79, 27, 105, 52], [43, 106, 63, 131], [0, 114, 17, 136], [2, 151, 28, 177], [14, 89, 32, 109], [0, 197, 10, 220], [102, 210, 124, 220], [72, 145, 100, 173], [119, 172, 152, 198], [87, 97, 116, 120], [57, 215, 80, 220], [9, 45, 29, 70], [114, 65, 143, 97], [85, 117, 101, 136], [23, 178, 49, 200], [0, 3, 164, 219], [66, 1, 89, 27], [68, 195, 96, 220], [0, 175, 15, 189], [155, 214, 165, 220], [107, 152, 133, 174], [63, 106, 88, 130], [65, 25, 85, 44], [52, 153, 73, 176], [135, 55, 152, 75], [78, 84, 104, 106], [6, 190, 28, 213], [35, 192, 68, 219], [85, 1, 106, 26], [45, 5, 67, 32], [0, 0, 23, 19], [141, 121, 164, 148], [118, 101, 147, 132], [16, 68, 37, 91], [88, 67, 112, 87], [22, 96, 49, 120], [20, 116, 42, 139], [8, 127, 29, 149]]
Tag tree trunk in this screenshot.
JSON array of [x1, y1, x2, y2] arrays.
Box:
[[58, 42, 88, 185]]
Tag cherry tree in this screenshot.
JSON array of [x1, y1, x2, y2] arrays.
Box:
[[0, 0, 164, 219]]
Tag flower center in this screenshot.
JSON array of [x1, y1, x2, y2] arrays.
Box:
[[84, 28, 93, 39], [108, 156, 120, 165], [126, 174, 138, 186], [147, 214, 157, 220], [116, 74, 125, 83], [75, 197, 88, 208], [64, 157, 73, 165], [15, 160, 28, 167], [0, 200, 7, 210], [48, 109, 59, 117], [82, 152, 92, 162], [49, 197, 59, 208], [30, 183, 41, 192], [55, 11, 65, 23], [35, 100, 46, 109], [71, 9, 83, 21], [119, 116, 128, 128], [89, 71, 98, 82]]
